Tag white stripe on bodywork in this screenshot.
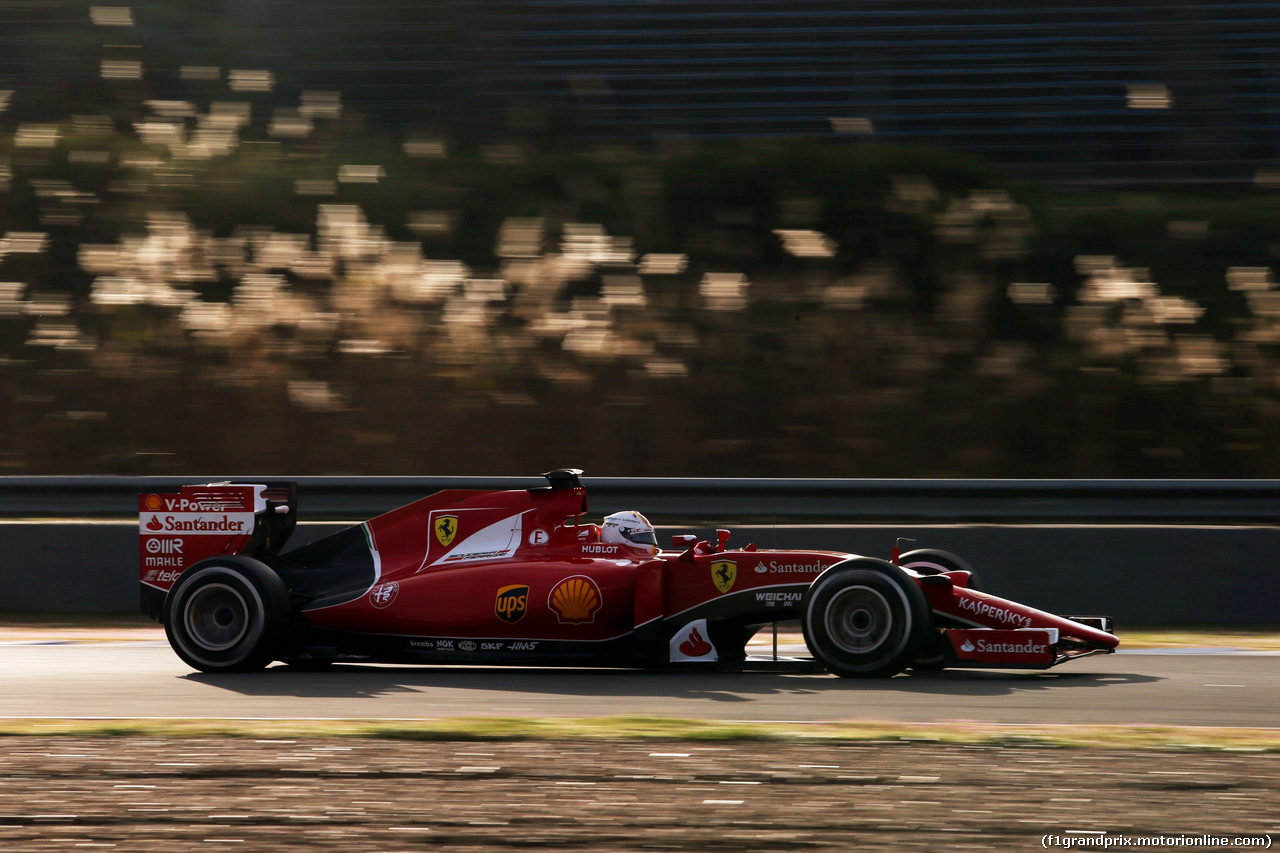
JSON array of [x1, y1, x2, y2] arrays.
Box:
[[427, 511, 526, 568], [363, 522, 382, 586]]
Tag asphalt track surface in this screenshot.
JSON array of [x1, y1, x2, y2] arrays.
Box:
[[2, 640, 1278, 727]]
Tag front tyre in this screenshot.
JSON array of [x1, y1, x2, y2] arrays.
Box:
[[898, 549, 981, 670], [898, 548, 984, 591], [164, 557, 290, 673], [802, 559, 930, 678]]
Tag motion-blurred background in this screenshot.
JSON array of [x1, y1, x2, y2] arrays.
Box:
[[3, 1, 1280, 477]]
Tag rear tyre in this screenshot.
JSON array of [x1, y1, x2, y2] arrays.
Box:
[[164, 557, 289, 673], [802, 559, 930, 678]]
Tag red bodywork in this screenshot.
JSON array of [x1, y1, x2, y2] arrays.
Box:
[[140, 472, 1118, 672]]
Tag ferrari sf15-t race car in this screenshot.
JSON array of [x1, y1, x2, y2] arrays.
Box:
[[139, 469, 1118, 676]]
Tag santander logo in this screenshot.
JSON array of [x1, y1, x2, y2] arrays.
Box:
[[679, 626, 713, 657], [669, 618, 718, 662]]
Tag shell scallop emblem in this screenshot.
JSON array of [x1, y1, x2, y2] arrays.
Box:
[[548, 576, 602, 624]]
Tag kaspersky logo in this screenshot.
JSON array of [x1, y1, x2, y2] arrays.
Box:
[[711, 560, 736, 594], [434, 515, 458, 548]]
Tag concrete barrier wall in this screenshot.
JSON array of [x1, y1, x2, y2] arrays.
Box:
[[2, 520, 1276, 625]]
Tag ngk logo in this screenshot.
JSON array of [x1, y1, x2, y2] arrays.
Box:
[[145, 538, 183, 554]]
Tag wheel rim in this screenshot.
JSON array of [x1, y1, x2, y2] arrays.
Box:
[[824, 585, 894, 654], [184, 583, 250, 651]]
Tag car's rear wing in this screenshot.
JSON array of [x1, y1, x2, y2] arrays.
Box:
[[139, 482, 297, 620]]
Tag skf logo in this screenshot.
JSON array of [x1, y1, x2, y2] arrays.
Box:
[[434, 515, 458, 548], [370, 581, 399, 609], [548, 576, 602, 624], [711, 560, 737, 594], [495, 584, 529, 623]]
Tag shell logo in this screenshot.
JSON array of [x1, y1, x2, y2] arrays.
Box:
[[144, 494, 163, 510], [548, 576, 602, 624]]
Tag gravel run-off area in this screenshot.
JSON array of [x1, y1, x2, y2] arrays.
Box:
[[0, 737, 1276, 851]]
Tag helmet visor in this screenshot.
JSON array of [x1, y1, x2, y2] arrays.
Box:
[[623, 529, 657, 547]]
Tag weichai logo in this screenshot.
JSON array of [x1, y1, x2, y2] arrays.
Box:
[[495, 584, 529, 623]]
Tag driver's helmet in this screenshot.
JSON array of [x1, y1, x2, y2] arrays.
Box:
[[601, 510, 658, 553]]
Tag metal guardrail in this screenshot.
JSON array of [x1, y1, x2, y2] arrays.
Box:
[[3, 475, 1280, 524]]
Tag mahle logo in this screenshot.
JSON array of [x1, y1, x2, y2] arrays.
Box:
[[434, 514, 458, 548], [711, 560, 737, 594], [495, 584, 529, 623]]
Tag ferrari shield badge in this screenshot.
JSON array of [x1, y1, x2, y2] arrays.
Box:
[[711, 559, 737, 594], [434, 514, 458, 548]]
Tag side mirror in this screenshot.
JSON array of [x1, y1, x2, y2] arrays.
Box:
[[672, 534, 698, 547]]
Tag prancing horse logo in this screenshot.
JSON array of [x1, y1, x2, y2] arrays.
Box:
[[711, 559, 737, 594], [434, 515, 458, 548]]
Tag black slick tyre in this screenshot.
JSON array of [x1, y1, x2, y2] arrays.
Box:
[[898, 548, 984, 591], [802, 558, 930, 678], [898, 549, 983, 670], [163, 557, 290, 673]]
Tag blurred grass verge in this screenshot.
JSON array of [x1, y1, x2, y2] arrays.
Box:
[[1, 716, 1277, 751]]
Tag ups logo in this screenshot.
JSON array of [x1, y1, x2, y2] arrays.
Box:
[[495, 584, 529, 624], [434, 514, 458, 548]]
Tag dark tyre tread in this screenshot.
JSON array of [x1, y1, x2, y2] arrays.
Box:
[[802, 558, 930, 678], [898, 548, 984, 592], [163, 557, 289, 673]]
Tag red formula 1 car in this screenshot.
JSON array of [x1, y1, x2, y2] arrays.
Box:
[[139, 469, 1118, 676]]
